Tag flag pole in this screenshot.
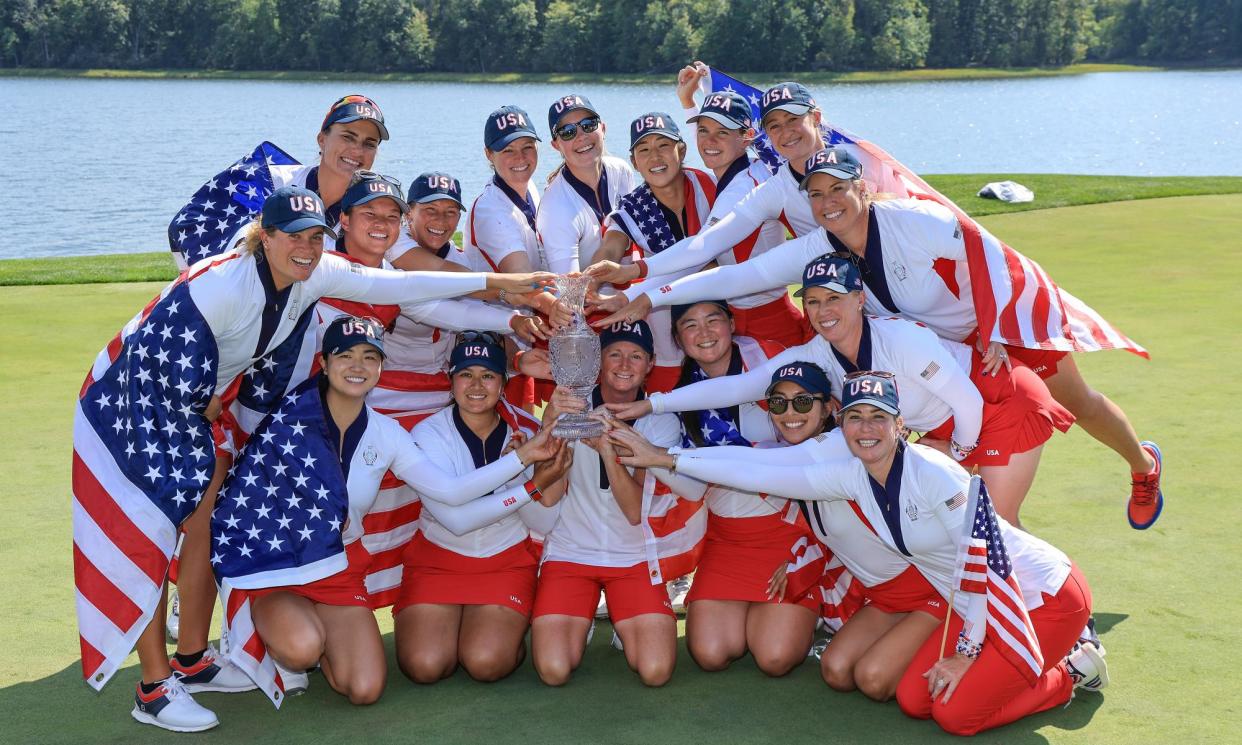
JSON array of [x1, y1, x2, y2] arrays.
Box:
[[941, 473, 982, 658]]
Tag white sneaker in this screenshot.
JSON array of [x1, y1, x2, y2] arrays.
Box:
[[594, 591, 609, 620], [274, 660, 309, 696], [667, 575, 692, 615], [165, 591, 180, 643], [585, 619, 596, 646], [169, 644, 257, 694], [808, 637, 830, 660], [610, 630, 624, 652], [131, 676, 218, 733], [1065, 642, 1109, 692]]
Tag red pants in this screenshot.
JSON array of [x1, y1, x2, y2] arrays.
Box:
[[730, 295, 810, 348], [895, 564, 1091, 736]]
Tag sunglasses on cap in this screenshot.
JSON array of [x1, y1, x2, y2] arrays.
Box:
[[844, 370, 896, 381], [554, 117, 601, 142], [350, 169, 402, 188], [767, 394, 824, 415], [457, 330, 503, 346]]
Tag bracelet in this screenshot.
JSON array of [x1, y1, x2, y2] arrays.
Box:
[[950, 439, 977, 462], [498, 288, 510, 305], [668, 453, 679, 473], [955, 632, 982, 659], [523, 479, 544, 504], [511, 349, 525, 374], [634, 259, 649, 281]]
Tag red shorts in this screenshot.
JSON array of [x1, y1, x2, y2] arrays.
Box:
[[862, 565, 948, 620], [687, 513, 819, 610], [923, 353, 1074, 467], [393, 533, 539, 617], [963, 329, 1069, 382], [730, 295, 811, 348], [645, 365, 681, 395], [250, 541, 372, 607], [534, 560, 674, 622]]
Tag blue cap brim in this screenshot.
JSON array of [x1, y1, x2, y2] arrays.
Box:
[[325, 339, 385, 359], [841, 397, 899, 416], [630, 131, 683, 150], [331, 114, 390, 141], [800, 166, 862, 189], [760, 103, 813, 125], [275, 217, 337, 239], [487, 130, 541, 151], [410, 194, 465, 208], [451, 358, 507, 377], [347, 192, 409, 214], [793, 280, 853, 297], [686, 111, 748, 130]]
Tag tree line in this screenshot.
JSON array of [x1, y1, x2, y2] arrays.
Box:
[[3, 0, 1239, 73]]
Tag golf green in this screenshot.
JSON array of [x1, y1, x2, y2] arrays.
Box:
[[2, 195, 1239, 743]]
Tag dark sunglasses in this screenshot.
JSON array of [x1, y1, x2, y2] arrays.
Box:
[[351, 169, 402, 188], [555, 117, 601, 142], [843, 370, 896, 381], [457, 330, 503, 346], [767, 394, 824, 415]]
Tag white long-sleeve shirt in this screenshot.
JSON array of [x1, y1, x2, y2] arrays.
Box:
[[536, 156, 638, 274], [469, 176, 544, 270]]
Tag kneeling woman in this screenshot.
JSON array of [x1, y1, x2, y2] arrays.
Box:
[[641, 371, 1107, 736], [213, 317, 563, 705], [394, 333, 569, 683]]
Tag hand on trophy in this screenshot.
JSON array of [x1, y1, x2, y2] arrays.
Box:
[[592, 293, 653, 329]]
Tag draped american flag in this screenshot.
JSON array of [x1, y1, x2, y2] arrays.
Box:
[[213, 379, 350, 706], [610, 168, 715, 257], [73, 273, 220, 690], [168, 141, 299, 267], [955, 477, 1045, 685], [705, 66, 1147, 358]]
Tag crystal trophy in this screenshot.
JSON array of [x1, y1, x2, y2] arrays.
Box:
[[549, 275, 605, 439]]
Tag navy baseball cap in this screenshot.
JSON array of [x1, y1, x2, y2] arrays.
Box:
[[485, 105, 541, 151], [766, 361, 833, 398], [547, 93, 598, 134], [841, 371, 900, 415], [629, 112, 682, 150], [449, 332, 507, 376], [321, 94, 390, 141], [794, 255, 863, 297], [407, 172, 464, 208], [322, 315, 386, 358], [341, 173, 408, 213], [687, 90, 753, 130], [261, 186, 337, 238], [759, 82, 817, 124], [600, 319, 654, 356], [671, 299, 732, 327], [800, 147, 864, 187]]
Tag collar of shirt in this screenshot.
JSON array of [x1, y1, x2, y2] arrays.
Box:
[[493, 174, 537, 233], [715, 155, 752, 195], [563, 165, 611, 224], [253, 250, 295, 358], [591, 384, 647, 490], [452, 404, 510, 469], [827, 205, 900, 314], [321, 377, 370, 481], [867, 439, 911, 556], [830, 315, 874, 374], [305, 166, 343, 228]]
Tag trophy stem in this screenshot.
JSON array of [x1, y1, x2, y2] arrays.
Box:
[[551, 385, 605, 439]]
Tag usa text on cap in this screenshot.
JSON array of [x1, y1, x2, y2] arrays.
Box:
[[450, 332, 507, 376], [800, 147, 863, 188], [600, 319, 654, 356], [841, 371, 900, 415], [321, 94, 390, 141], [794, 255, 862, 297], [342, 173, 408, 213], [687, 91, 753, 130], [766, 361, 833, 399], [407, 172, 464, 208], [759, 82, 816, 124], [630, 112, 682, 150], [262, 185, 337, 239], [322, 315, 386, 358], [485, 105, 541, 151], [547, 93, 598, 134]]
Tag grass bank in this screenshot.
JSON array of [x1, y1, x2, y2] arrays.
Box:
[[3, 174, 1239, 287], [4, 195, 1241, 743], [1, 62, 1172, 86]]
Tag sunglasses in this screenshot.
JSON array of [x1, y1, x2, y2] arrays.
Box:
[[555, 117, 601, 142], [843, 370, 896, 381], [457, 330, 503, 346], [767, 394, 824, 415], [351, 169, 402, 188]]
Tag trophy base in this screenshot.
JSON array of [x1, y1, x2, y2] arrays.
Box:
[[552, 414, 606, 440]]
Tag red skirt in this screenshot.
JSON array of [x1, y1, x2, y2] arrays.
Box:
[[686, 512, 819, 610], [730, 294, 811, 348], [393, 533, 539, 617], [249, 541, 372, 607], [923, 352, 1074, 467], [862, 565, 948, 620]]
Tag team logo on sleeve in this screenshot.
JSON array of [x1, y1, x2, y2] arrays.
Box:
[[919, 362, 940, 380]]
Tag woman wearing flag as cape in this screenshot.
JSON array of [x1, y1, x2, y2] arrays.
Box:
[[616, 370, 1109, 735], [601, 144, 1164, 530], [73, 184, 553, 732], [211, 317, 568, 711]]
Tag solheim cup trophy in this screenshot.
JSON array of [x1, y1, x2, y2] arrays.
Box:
[[549, 274, 605, 439]]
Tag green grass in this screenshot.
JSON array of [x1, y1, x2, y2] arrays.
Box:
[[1, 62, 1174, 85], [3, 194, 1242, 743], [4, 175, 1240, 287]]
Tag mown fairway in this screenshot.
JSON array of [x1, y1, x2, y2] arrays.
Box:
[[2, 195, 1240, 744]]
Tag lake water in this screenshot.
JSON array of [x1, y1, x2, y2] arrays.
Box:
[[2, 70, 1239, 259]]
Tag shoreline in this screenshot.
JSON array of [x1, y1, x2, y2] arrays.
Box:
[[0, 62, 1215, 86]]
